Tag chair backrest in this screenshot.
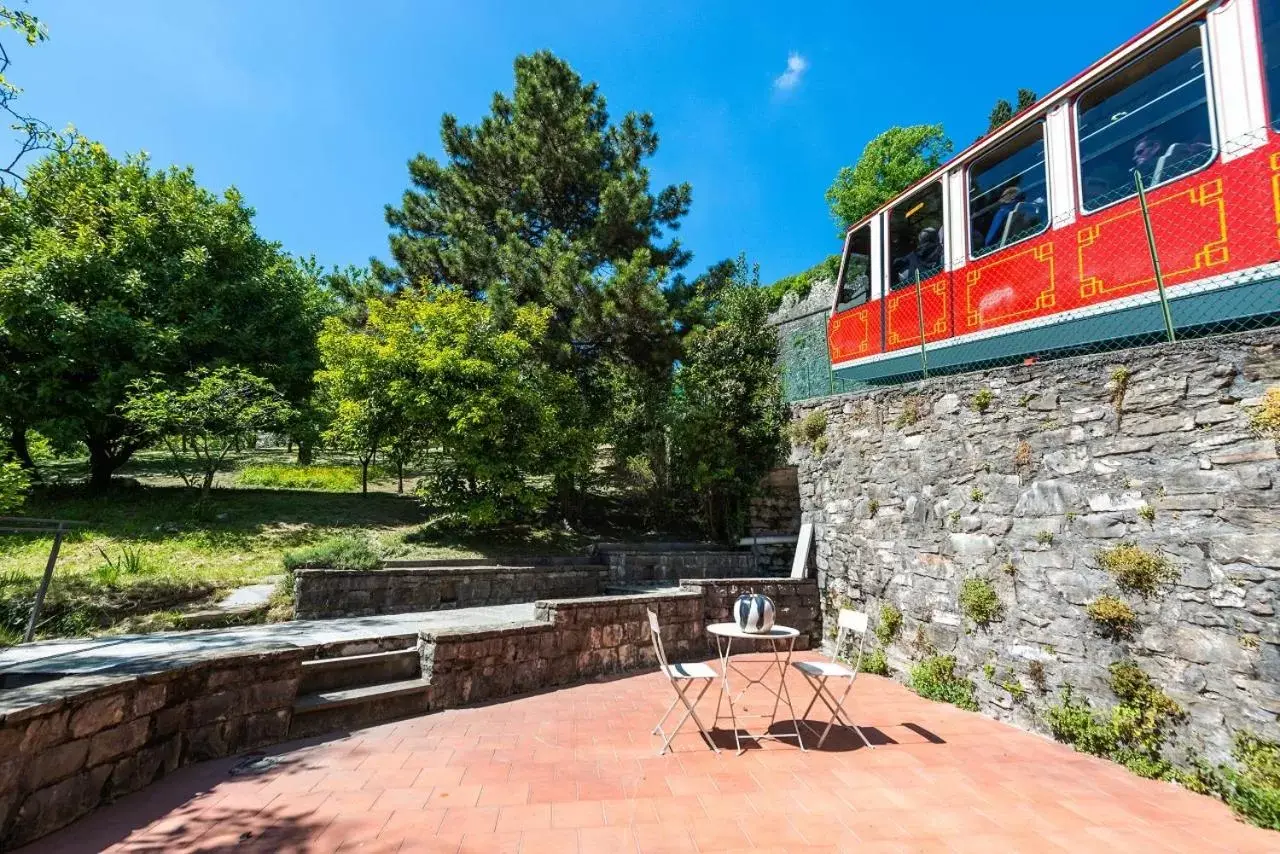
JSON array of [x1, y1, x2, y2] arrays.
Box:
[[832, 608, 869, 675], [647, 609, 669, 669], [1151, 143, 1190, 185], [999, 202, 1023, 246]]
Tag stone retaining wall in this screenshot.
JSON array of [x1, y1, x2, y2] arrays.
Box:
[[424, 593, 704, 709], [602, 550, 761, 583], [792, 330, 1280, 764], [0, 646, 303, 850], [293, 564, 606, 619], [681, 578, 821, 650]]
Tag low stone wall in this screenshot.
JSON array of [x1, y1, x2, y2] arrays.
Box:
[[424, 592, 703, 709], [0, 646, 303, 850], [681, 578, 821, 650], [293, 564, 606, 619], [602, 550, 760, 583], [750, 467, 802, 535]]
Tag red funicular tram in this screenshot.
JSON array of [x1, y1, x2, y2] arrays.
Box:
[[828, 0, 1280, 386]]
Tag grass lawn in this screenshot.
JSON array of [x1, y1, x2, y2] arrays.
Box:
[[0, 449, 597, 644]]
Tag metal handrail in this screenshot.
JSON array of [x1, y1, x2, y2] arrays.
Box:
[[0, 517, 87, 643]]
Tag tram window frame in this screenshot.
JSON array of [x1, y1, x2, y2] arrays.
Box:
[[887, 181, 946, 292], [967, 122, 1050, 261], [1259, 0, 1280, 129], [833, 224, 873, 314], [1074, 24, 1218, 215]]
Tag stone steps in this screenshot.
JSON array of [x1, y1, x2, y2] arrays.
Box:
[[289, 636, 429, 738], [298, 648, 421, 694], [289, 677, 432, 739]]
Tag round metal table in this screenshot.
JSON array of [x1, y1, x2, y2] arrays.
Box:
[[706, 622, 806, 754]]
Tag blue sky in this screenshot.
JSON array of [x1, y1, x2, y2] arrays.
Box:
[[19, 0, 1175, 284]]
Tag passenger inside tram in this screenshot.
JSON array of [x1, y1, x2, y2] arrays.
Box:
[[893, 227, 945, 287]]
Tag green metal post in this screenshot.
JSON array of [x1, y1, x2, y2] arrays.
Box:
[[913, 268, 929, 378], [1134, 170, 1177, 343]]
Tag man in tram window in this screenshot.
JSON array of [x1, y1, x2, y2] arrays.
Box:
[[1132, 135, 1164, 185], [895, 226, 944, 286], [983, 185, 1022, 250]]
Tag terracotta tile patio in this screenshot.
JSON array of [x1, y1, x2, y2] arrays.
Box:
[[20, 653, 1276, 853]]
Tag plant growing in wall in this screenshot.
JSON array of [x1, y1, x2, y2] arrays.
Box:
[[971, 388, 994, 413], [1013, 440, 1034, 469], [1110, 366, 1131, 428], [786, 410, 828, 447], [958, 577, 1002, 626], [1097, 542, 1178, 597], [1249, 386, 1280, 443], [909, 655, 978, 711], [1087, 595, 1136, 638], [893, 395, 925, 428], [875, 603, 902, 645]]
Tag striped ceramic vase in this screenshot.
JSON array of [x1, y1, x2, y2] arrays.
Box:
[[734, 593, 775, 634]]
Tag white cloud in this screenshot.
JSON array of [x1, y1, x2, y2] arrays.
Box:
[[773, 52, 808, 93]]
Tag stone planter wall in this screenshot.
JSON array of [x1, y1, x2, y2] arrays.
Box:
[[602, 550, 762, 584], [0, 647, 303, 850], [792, 330, 1280, 764], [293, 564, 607, 619], [681, 578, 821, 650]]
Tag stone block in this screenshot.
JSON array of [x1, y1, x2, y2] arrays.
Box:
[[86, 719, 149, 768], [130, 684, 167, 718], [187, 690, 242, 728], [68, 694, 127, 740], [8, 764, 111, 849], [22, 738, 88, 790]]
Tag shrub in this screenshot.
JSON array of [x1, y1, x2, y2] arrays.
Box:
[[812, 435, 830, 456], [1087, 595, 1136, 638], [1137, 504, 1156, 523], [1110, 366, 1131, 410], [1097, 543, 1177, 597], [1249, 386, 1280, 441], [861, 647, 889, 676], [909, 655, 978, 711], [786, 410, 827, 445], [875, 604, 902, 646], [1217, 733, 1280, 829], [867, 497, 880, 517], [958, 577, 1002, 626], [1047, 661, 1184, 780], [971, 388, 994, 413], [1036, 530, 1054, 546], [283, 534, 381, 571], [969, 487, 985, 503]]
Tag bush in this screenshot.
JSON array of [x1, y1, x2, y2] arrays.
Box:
[[1047, 660, 1184, 780], [786, 410, 828, 446], [909, 655, 978, 711], [1087, 595, 1136, 637], [1097, 543, 1178, 597], [958, 577, 1002, 626], [861, 647, 889, 676], [875, 604, 902, 646], [1217, 733, 1280, 829], [237, 464, 383, 492], [282, 535, 381, 571]]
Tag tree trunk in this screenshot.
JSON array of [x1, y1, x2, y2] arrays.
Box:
[[87, 439, 132, 491], [201, 468, 215, 498], [7, 422, 37, 472], [397, 461, 404, 494], [361, 458, 370, 495], [296, 441, 313, 465]]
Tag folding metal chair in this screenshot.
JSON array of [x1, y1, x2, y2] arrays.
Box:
[[647, 609, 719, 755], [791, 609, 875, 749]]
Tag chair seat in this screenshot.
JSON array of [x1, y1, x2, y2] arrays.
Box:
[[792, 660, 855, 678], [662, 662, 717, 680]]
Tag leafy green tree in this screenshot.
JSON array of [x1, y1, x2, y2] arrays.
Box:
[[122, 367, 294, 497], [383, 52, 694, 513], [316, 314, 402, 494], [0, 140, 327, 488], [671, 259, 785, 540], [1016, 88, 1038, 113], [825, 125, 952, 232]]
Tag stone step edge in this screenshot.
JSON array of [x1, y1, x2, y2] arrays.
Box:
[[300, 648, 420, 673], [292, 678, 431, 714]]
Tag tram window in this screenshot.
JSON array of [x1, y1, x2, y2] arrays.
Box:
[[887, 182, 944, 291], [835, 226, 872, 312], [969, 124, 1048, 258], [1260, 0, 1280, 128], [1077, 27, 1214, 212]]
